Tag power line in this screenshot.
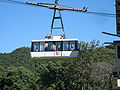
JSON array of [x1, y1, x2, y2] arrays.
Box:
[[84, 11, 116, 17], [0, 0, 25, 5]]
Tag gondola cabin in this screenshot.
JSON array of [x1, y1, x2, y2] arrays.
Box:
[[30, 35, 80, 58], [112, 41, 120, 87], [112, 0, 120, 87]]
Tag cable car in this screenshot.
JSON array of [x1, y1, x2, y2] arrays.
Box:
[[27, 0, 85, 58], [112, 41, 120, 87], [30, 35, 80, 58], [0, 0, 116, 59], [102, 0, 120, 87]]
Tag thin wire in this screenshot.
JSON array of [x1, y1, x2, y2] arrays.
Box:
[[0, 0, 116, 18], [87, 11, 115, 16], [84, 11, 116, 17], [0, 0, 26, 5]]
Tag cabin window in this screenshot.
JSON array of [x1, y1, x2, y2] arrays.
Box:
[[32, 42, 40, 52], [55, 42, 62, 51], [63, 41, 79, 51], [63, 42, 69, 51], [44, 42, 62, 51], [44, 42, 53, 51], [69, 41, 75, 50], [118, 1, 120, 6], [77, 42, 79, 50], [40, 42, 45, 51], [117, 45, 120, 58], [31, 41, 79, 52]]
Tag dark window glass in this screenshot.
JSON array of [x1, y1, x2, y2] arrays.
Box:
[[56, 42, 62, 51], [52, 42, 56, 51], [48, 42, 53, 51], [44, 42, 53, 51], [40, 42, 45, 52], [75, 41, 79, 50], [113, 72, 118, 77], [118, 2, 120, 6], [69, 41, 75, 51], [117, 46, 120, 58], [63, 41, 79, 51], [31, 42, 34, 52], [42, 41, 62, 51], [63, 42, 69, 51], [31, 41, 79, 52], [43, 41, 62, 51], [31, 42, 40, 52]]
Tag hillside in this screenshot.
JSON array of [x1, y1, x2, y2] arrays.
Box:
[[0, 41, 118, 90]]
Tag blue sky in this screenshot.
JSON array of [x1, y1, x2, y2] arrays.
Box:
[[0, 0, 119, 53]]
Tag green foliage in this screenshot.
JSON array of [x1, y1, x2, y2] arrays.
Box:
[[0, 66, 37, 90], [80, 40, 114, 62], [0, 65, 5, 88], [0, 66, 5, 78], [0, 41, 117, 90]]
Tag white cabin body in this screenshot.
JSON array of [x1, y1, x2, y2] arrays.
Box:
[[30, 36, 80, 58]]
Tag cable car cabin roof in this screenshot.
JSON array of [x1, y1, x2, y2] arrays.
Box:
[[114, 40, 120, 44], [31, 38, 79, 42]]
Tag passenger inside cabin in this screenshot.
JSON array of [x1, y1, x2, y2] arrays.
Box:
[[52, 44, 56, 51], [56, 42, 62, 51], [44, 43, 48, 51], [33, 42, 40, 52], [35, 47, 39, 52]]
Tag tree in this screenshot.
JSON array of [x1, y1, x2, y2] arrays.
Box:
[[0, 66, 37, 90], [0, 40, 117, 90]]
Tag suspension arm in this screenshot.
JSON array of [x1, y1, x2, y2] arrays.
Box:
[[26, 2, 87, 12]]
